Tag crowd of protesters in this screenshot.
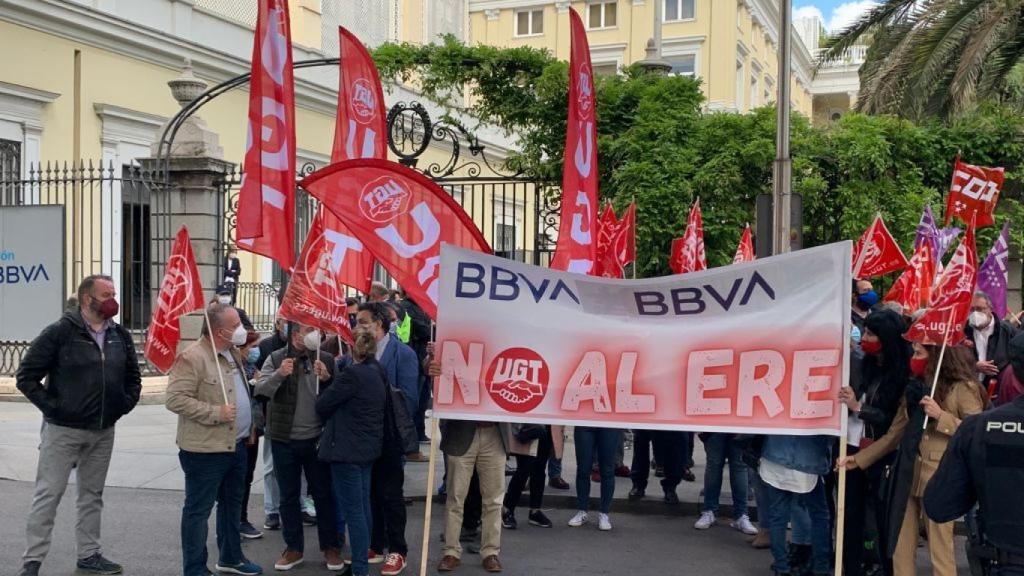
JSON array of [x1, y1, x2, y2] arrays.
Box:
[[13, 271, 1024, 576]]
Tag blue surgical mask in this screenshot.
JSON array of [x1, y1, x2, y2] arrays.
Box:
[[857, 290, 879, 309], [850, 326, 862, 344], [246, 348, 260, 365]]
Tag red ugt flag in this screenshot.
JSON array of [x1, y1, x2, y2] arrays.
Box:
[[300, 159, 491, 319], [671, 200, 707, 275], [277, 213, 354, 343], [945, 157, 1003, 228], [316, 26, 390, 294], [905, 224, 977, 346], [145, 227, 205, 373], [618, 201, 636, 267], [550, 9, 599, 276], [733, 224, 755, 264], [237, 0, 296, 271], [595, 203, 623, 278], [852, 214, 908, 278]]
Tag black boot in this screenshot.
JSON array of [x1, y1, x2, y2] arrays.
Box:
[[787, 544, 813, 576]]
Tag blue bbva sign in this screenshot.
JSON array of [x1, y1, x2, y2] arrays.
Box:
[[0, 205, 65, 341]]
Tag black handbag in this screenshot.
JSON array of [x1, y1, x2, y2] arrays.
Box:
[[378, 365, 420, 455], [515, 424, 546, 443]]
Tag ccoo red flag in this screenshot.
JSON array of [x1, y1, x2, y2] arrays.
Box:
[[237, 0, 296, 271], [550, 9, 599, 276], [944, 157, 1003, 228], [905, 224, 977, 346], [733, 224, 756, 264], [852, 215, 908, 278], [145, 227, 205, 373], [671, 200, 707, 275], [277, 213, 355, 342], [883, 241, 935, 313], [300, 159, 491, 319]]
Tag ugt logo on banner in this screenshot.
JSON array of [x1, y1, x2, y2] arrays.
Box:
[[486, 348, 550, 413]]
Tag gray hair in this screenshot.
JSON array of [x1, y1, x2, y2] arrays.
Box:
[[201, 302, 235, 336], [973, 291, 994, 310], [369, 281, 389, 301], [876, 301, 904, 315]]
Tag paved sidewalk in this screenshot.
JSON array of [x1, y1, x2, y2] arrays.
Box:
[[0, 403, 744, 516]]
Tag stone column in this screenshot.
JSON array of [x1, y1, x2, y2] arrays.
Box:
[[139, 59, 233, 345]]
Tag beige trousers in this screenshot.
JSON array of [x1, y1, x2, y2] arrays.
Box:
[[443, 426, 506, 559], [893, 496, 956, 576]]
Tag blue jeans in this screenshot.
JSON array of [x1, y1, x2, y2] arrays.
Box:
[[702, 433, 748, 516], [791, 497, 812, 546], [574, 427, 619, 514], [270, 438, 339, 553], [179, 440, 247, 576], [766, 480, 831, 574], [548, 456, 562, 479], [332, 463, 373, 576]]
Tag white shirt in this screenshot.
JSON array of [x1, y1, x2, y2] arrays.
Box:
[[974, 320, 995, 364], [846, 393, 866, 447], [759, 457, 818, 494]]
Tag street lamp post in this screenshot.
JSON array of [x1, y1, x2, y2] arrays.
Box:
[[773, 0, 793, 255]]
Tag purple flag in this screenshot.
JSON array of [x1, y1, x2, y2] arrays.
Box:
[[977, 221, 1010, 320], [914, 205, 939, 254], [936, 226, 962, 261]]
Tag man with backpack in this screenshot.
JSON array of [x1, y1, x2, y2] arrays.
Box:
[[15, 275, 142, 576]]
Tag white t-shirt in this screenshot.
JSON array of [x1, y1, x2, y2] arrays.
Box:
[[759, 457, 819, 494], [847, 394, 866, 447]]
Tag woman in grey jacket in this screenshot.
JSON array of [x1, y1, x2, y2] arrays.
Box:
[[316, 330, 386, 576]]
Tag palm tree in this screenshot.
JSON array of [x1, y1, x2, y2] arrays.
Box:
[[819, 0, 1024, 119]]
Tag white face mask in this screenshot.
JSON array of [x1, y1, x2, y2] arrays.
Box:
[[217, 295, 231, 305], [229, 324, 247, 346], [303, 330, 321, 351], [969, 310, 991, 329]]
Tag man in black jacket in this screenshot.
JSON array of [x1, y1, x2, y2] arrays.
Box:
[[15, 275, 142, 576], [966, 291, 1018, 390]]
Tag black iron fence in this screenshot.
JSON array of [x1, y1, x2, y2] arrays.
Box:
[[0, 161, 172, 375]]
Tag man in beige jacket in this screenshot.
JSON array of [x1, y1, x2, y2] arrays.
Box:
[[166, 303, 263, 576]]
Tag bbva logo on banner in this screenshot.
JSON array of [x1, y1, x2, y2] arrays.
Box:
[[360, 176, 411, 223]]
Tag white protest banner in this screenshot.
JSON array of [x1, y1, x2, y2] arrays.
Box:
[[434, 242, 852, 436]]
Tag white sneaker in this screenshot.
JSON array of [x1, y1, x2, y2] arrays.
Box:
[[731, 514, 758, 535], [567, 511, 588, 527], [598, 513, 612, 531], [694, 511, 716, 530]]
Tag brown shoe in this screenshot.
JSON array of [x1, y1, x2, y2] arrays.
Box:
[[437, 555, 461, 572], [482, 555, 503, 573], [324, 548, 344, 571], [406, 451, 429, 462], [750, 528, 771, 549], [274, 548, 304, 570]]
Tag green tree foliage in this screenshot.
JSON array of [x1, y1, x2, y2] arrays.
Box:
[[372, 38, 1024, 277]]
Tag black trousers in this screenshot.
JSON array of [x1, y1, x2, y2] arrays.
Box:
[[415, 370, 430, 440], [371, 450, 408, 555], [503, 431, 553, 511], [631, 430, 688, 492], [843, 450, 870, 576], [241, 439, 260, 524], [271, 437, 339, 552]]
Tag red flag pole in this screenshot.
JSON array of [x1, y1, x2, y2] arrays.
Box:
[[922, 306, 955, 430]]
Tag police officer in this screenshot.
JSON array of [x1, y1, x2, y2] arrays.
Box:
[[924, 395, 1024, 576]]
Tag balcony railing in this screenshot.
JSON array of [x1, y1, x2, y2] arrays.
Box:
[[815, 45, 868, 69]]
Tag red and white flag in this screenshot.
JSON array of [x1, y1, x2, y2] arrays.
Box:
[[315, 25, 389, 294], [733, 224, 755, 264], [945, 157, 1003, 228], [237, 0, 296, 271], [670, 200, 706, 275], [852, 215, 908, 278], [595, 203, 624, 278], [883, 241, 935, 313], [277, 213, 355, 342], [145, 227, 205, 373], [550, 9, 598, 276], [618, 201, 637, 268], [905, 223, 976, 346], [300, 159, 491, 319]]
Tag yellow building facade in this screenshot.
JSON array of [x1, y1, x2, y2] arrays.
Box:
[[468, 0, 816, 116]]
